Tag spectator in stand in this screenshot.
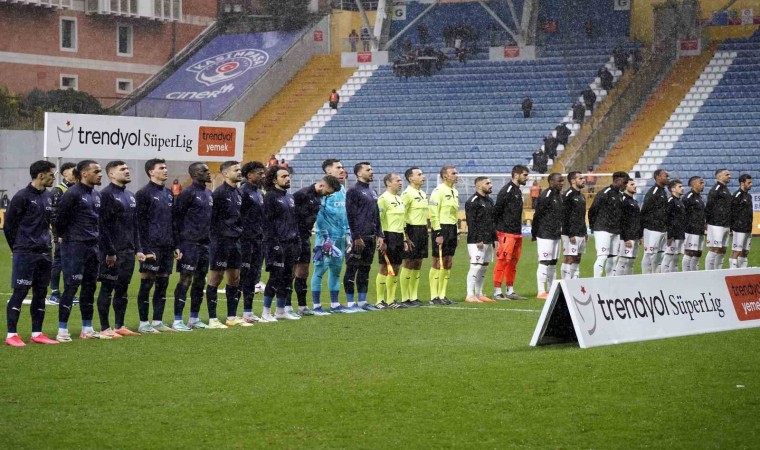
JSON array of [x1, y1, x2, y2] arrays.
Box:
[[488, 24, 499, 46], [530, 181, 541, 210], [572, 101, 586, 124], [348, 29, 359, 52], [555, 122, 572, 146], [360, 27, 371, 52], [417, 24, 429, 45], [532, 149, 548, 174], [1, 193, 9, 209], [522, 97, 533, 118], [268, 155, 278, 167], [599, 67, 614, 92], [329, 89, 340, 110], [443, 26, 454, 47], [543, 135, 559, 161], [613, 46, 629, 72], [582, 87, 597, 112], [585, 19, 594, 39], [631, 48, 643, 71], [171, 179, 181, 198], [280, 159, 289, 169]]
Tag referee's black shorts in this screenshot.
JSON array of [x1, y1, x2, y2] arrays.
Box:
[[404, 225, 428, 260], [432, 224, 458, 257], [379, 231, 404, 266]]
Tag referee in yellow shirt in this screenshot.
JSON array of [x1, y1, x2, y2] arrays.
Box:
[[428, 165, 459, 305], [375, 173, 408, 309], [400, 167, 428, 307]]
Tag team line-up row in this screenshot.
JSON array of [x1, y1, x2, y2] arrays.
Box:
[[2, 159, 753, 346]]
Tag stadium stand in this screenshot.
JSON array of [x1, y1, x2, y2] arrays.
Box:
[[633, 28, 760, 193]]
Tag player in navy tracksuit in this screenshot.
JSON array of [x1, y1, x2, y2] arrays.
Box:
[[96, 161, 145, 338], [48, 162, 76, 304], [238, 161, 267, 322], [54, 160, 104, 341], [135, 158, 180, 334], [345, 162, 385, 310], [3, 160, 59, 347], [171, 163, 213, 331], [207, 161, 250, 328], [261, 166, 301, 322]]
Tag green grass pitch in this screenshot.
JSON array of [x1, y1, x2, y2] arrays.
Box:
[[1, 238, 759, 449]]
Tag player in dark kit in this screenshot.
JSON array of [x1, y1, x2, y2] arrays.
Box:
[[640, 169, 670, 274], [613, 179, 641, 276], [135, 158, 180, 334], [493, 165, 530, 300], [345, 162, 384, 311], [661, 179, 685, 273], [291, 175, 340, 317], [704, 168, 732, 270], [729, 174, 753, 269], [681, 176, 706, 272], [238, 161, 267, 323], [4, 160, 59, 346], [532, 173, 564, 298], [48, 161, 76, 305], [96, 161, 145, 338], [261, 166, 301, 322], [171, 162, 213, 331], [207, 161, 250, 328], [560, 171, 587, 280], [464, 177, 497, 302], [588, 171, 628, 277], [54, 160, 105, 341]]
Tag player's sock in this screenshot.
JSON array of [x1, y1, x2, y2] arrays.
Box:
[[6, 289, 26, 334], [152, 277, 169, 323], [653, 252, 664, 273], [546, 265, 556, 288], [661, 254, 674, 273], [641, 253, 653, 274], [704, 251, 716, 270], [612, 257, 624, 276], [294, 277, 308, 307], [738, 256, 748, 268], [440, 269, 451, 299], [137, 278, 154, 322], [356, 267, 369, 306], [310, 264, 326, 307], [387, 274, 398, 302], [399, 267, 411, 301], [572, 263, 581, 278], [411, 269, 421, 300], [190, 276, 205, 317], [729, 258, 738, 269], [343, 265, 357, 307], [476, 265, 488, 296], [206, 284, 218, 319], [605, 256, 616, 277], [226, 285, 240, 318], [311, 290, 322, 308], [376, 274, 387, 303], [428, 268, 440, 300], [329, 290, 340, 308], [715, 253, 725, 269], [174, 282, 189, 321], [560, 263, 572, 280], [113, 293, 127, 329], [262, 296, 273, 313], [243, 290, 254, 317], [467, 264, 479, 297], [670, 255, 679, 272], [682, 255, 693, 272], [506, 285, 514, 295], [494, 286, 503, 296], [593, 255, 607, 278], [96, 282, 113, 331], [536, 264, 548, 293]]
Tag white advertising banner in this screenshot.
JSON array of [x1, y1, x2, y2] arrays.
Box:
[[44, 112, 244, 161], [752, 193, 760, 211], [531, 268, 760, 348]]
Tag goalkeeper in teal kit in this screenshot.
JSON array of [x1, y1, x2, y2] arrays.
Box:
[[310, 159, 356, 313]]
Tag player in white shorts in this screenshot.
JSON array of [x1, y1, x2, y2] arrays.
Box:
[[662, 180, 685, 273], [532, 174, 564, 298], [464, 177, 497, 302], [588, 171, 629, 277], [704, 169, 732, 270], [640, 169, 670, 274], [560, 171, 587, 279], [614, 179, 640, 276], [681, 176, 706, 271], [729, 174, 753, 269]]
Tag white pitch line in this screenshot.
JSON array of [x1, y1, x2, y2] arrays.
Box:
[[439, 306, 540, 313]]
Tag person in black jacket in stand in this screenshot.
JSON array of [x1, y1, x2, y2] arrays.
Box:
[[681, 176, 706, 271], [599, 67, 614, 91], [522, 97, 533, 118], [640, 169, 670, 274], [560, 171, 587, 279], [582, 87, 597, 112], [465, 177, 497, 302], [532, 173, 563, 298], [48, 161, 76, 305], [729, 174, 753, 269], [613, 178, 641, 276], [572, 101, 586, 124], [704, 168, 732, 269], [588, 171, 628, 278], [661, 179, 685, 273], [532, 149, 548, 174], [543, 134, 559, 161], [555, 123, 572, 146], [3, 160, 58, 347]]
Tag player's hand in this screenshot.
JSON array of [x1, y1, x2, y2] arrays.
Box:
[[136, 252, 147, 262], [58, 238, 63, 244], [105, 254, 116, 268], [476, 241, 484, 250], [405, 238, 414, 249], [667, 238, 673, 246], [174, 249, 183, 260], [494, 240, 499, 250], [570, 236, 577, 244], [145, 252, 157, 261], [531, 236, 537, 242], [354, 238, 365, 250], [435, 235, 444, 246], [625, 240, 633, 248], [376, 237, 385, 251]]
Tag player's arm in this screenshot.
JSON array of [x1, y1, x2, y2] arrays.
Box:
[[3, 194, 24, 251], [587, 190, 602, 230], [135, 189, 152, 251], [428, 188, 442, 237], [99, 192, 116, 257], [54, 190, 76, 239], [493, 187, 507, 225], [345, 188, 359, 236], [172, 189, 189, 245], [532, 194, 546, 240], [729, 191, 742, 231], [665, 198, 676, 241]]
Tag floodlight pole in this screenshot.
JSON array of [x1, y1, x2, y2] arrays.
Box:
[[354, 0, 379, 51], [384, 0, 440, 50], [478, 0, 522, 45]]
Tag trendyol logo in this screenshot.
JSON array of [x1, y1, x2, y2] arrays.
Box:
[[187, 49, 269, 87], [57, 120, 74, 151]]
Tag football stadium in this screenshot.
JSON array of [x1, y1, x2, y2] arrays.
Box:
[[1, 0, 759, 448]]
